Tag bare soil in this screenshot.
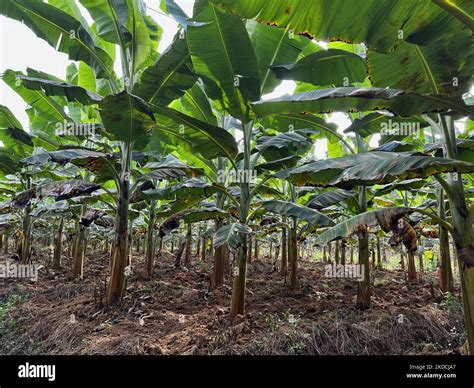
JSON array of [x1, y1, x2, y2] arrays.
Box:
[[0, 249, 467, 355]]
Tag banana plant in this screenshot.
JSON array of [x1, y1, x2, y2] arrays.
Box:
[[1, 0, 240, 306], [226, 0, 474, 351]]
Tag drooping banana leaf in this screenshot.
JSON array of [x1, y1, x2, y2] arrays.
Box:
[[372, 141, 416, 153], [372, 179, 426, 196], [328, 155, 474, 189], [140, 155, 205, 180], [139, 179, 219, 201], [0, 105, 35, 156], [160, 0, 191, 27], [388, 219, 418, 253], [2, 70, 69, 122], [262, 200, 335, 226], [37, 179, 101, 201], [255, 155, 301, 172], [159, 207, 227, 236], [0, 105, 24, 132], [262, 112, 349, 150], [0, 152, 20, 177], [279, 151, 474, 188], [21, 148, 115, 175], [254, 130, 316, 162], [11, 179, 101, 207], [16, 76, 102, 105], [307, 189, 356, 210], [252, 87, 473, 118], [80, 208, 108, 227], [424, 138, 474, 163], [276, 151, 398, 183], [343, 113, 429, 139], [314, 206, 416, 244], [30, 200, 76, 218], [79, 0, 130, 44]]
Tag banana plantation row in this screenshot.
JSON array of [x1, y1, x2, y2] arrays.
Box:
[[0, 0, 472, 353]]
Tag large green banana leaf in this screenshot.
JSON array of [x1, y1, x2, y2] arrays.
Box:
[[124, 0, 154, 73], [368, 32, 473, 96], [262, 113, 351, 153], [151, 106, 238, 161], [79, 0, 130, 44], [255, 155, 301, 172], [187, 4, 260, 120], [133, 33, 197, 106], [209, 0, 472, 52], [172, 84, 217, 126], [99, 91, 156, 149], [276, 151, 396, 182], [0, 152, 20, 178], [247, 20, 310, 94], [271, 48, 366, 87], [79, 0, 156, 72]]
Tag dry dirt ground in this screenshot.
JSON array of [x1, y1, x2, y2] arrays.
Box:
[[0, 249, 467, 355]]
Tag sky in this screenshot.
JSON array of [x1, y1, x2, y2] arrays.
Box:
[[0, 0, 372, 157]]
